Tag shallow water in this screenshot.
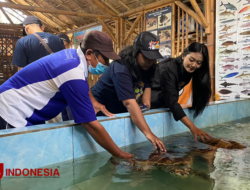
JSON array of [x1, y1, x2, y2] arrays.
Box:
[[1, 117, 250, 190]]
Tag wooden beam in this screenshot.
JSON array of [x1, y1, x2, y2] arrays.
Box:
[[171, 2, 175, 57], [207, 0, 215, 101], [205, 0, 211, 34], [101, 0, 120, 14], [190, 0, 208, 28], [97, 18, 117, 45], [175, 1, 203, 27], [0, 7, 15, 28], [0, 2, 119, 19], [118, 0, 179, 17], [119, 0, 130, 10], [119, 17, 125, 49], [177, 6, 180, 56], [92, 0, 117, 16], [0, 23, 22, 29], [123, 11, 143, 43]]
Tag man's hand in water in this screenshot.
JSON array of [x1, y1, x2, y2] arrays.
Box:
[[118, 151, 134, 163], [92, 101, 115, 117], [145, 133, 167, 152], [190, 127, 212, 142]]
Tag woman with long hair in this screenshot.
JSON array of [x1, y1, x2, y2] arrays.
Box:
[[151, 42, 212, 142], [90, 31, 166, 151]]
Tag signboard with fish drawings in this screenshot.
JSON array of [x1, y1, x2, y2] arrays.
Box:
[[216, 0, 250, 100], [145, 6, 172, 60]]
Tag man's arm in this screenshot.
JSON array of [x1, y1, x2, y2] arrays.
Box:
[[83, 120, 132, 159], [89, 90, 114, 117]]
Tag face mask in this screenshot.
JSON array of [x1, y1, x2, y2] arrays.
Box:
[[88, 55, 108, 75]]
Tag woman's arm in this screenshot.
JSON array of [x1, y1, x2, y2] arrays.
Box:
[[123, 99, 166, 152], [141, 88, 151, 110], [180, 116, 212, 142]]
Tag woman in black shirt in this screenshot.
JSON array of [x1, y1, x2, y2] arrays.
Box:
[[151, 42, 212, 142]]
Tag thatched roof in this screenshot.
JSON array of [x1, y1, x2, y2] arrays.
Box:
[[0, 0, 160, 35]]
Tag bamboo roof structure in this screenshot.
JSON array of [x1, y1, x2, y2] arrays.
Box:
[[0, 0, 204, 36]]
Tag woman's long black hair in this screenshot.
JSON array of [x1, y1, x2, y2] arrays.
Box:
[[183, 42, 211, 118], [116, 46, 156, 86]]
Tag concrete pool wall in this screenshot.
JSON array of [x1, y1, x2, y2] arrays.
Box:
[[0, 98, 250, 174]]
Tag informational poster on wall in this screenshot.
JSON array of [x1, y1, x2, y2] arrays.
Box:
[[216, 0, 250, 100], [145, 6, 172, 60], [73, 26, 102, 46]]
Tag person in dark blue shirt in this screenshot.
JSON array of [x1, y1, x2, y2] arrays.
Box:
[[90, 31, 166, 152], [12, 16, 65, 70]]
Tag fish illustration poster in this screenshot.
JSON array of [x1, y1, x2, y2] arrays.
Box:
[[216, 0, 250, 99], [145, 6, 172, 60]]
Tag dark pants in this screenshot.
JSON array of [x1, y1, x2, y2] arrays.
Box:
[[0, 116, 15, 130]]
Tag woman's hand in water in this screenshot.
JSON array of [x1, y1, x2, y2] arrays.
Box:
[[189, 126, 212, 142], [145, 133, 167, 152]]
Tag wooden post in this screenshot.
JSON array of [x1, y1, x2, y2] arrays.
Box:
[[205, 0, 211, 34], [189, 0, 208, 28], [182, 9, 184, 52], [175, 1, 202, 27], [196, 22, 199, 42], [119, 17, 125, 50], [207, 0, 215, 101], [186, 12, 189, 48], [200, 27, 203, 43], [177, 6, 180, 56], [115, 20, 120, 52], [171, 3, 176, 57], [123, 12, 143, 43], [97, 18, 117, 45]]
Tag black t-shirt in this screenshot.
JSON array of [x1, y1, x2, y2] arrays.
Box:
[[151, 56, 192, 121], [91, 61, 150, 115], [12, 32, 65, 67]]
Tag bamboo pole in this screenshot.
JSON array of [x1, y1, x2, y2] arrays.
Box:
[[182, 9, 184, 53], [207, 0, 215, 101], [120, 18, 125, 50], [0, 7, 15, 28], [196, 22, 199, 42], [115, 20, 120, 51], [118, 0, 179, 17], [200, 27, 203, 43], [171, 3, 176, 57], [97, 18, 117, 45], [205, 0, 211, 34], [177, 6, 180, 56], [101, 0, 120, 14], [189, 0, 208, 28], [175, 1, 203, 27], [123, 12, 143, 43], [92, 0, 117, 16], [0, 2, 118, 19], [119, 0, 130, 10], [186, 12, 189, 48]]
